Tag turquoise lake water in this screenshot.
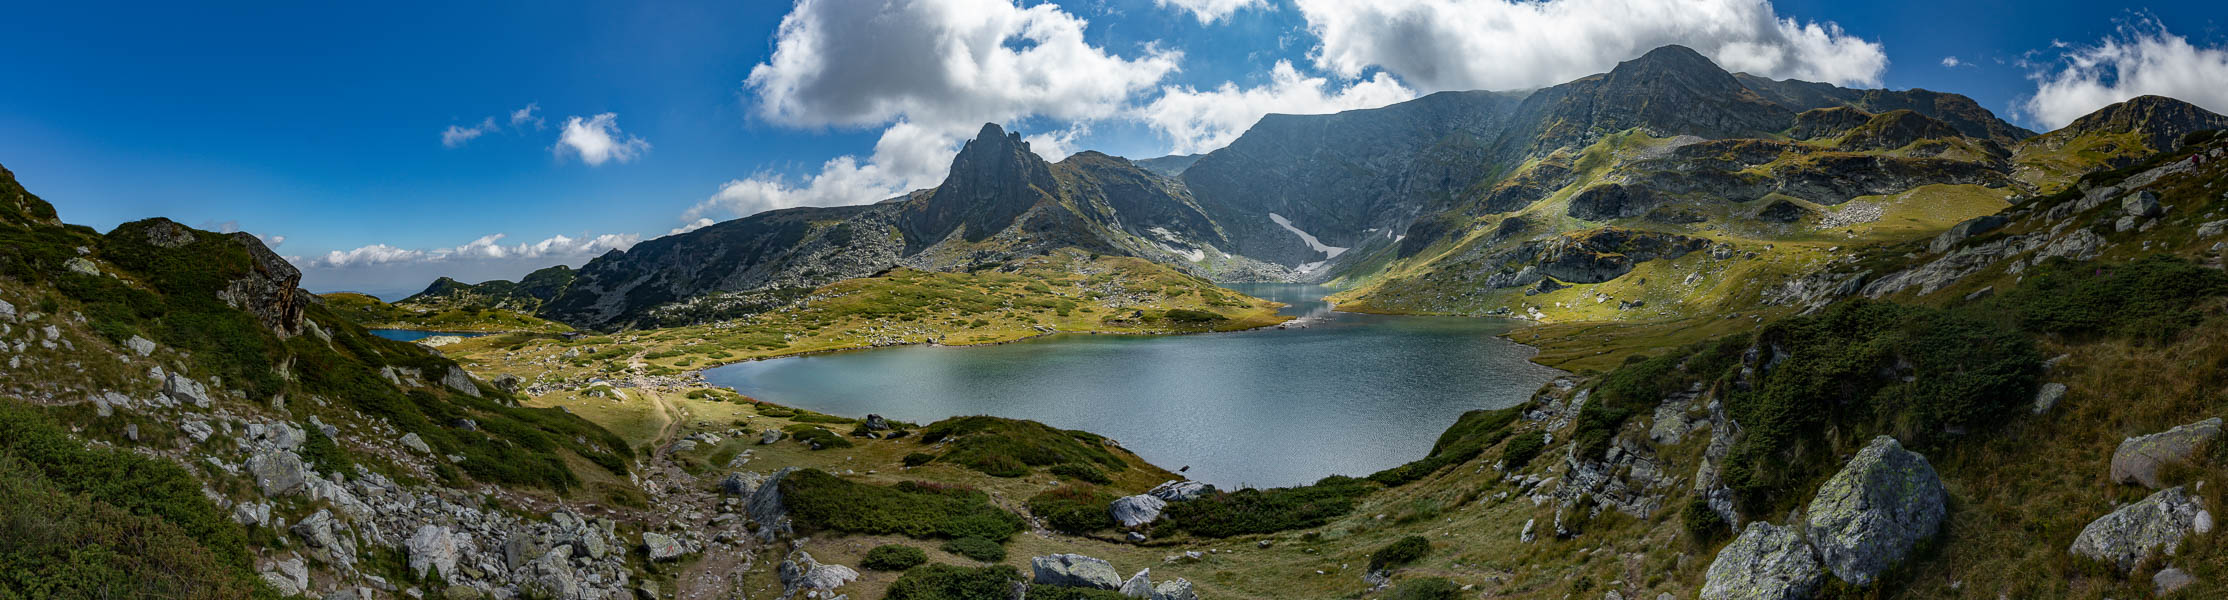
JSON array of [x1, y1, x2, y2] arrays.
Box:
[[702, 284, 1564, 488], [368, 329, 492, 342]]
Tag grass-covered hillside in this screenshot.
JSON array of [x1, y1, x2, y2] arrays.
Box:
[[437, 249, 1286, 386], [321, 290, 574, 333], [0, 165, 643, 597]]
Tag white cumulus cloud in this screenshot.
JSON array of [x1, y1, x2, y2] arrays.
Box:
[[667, 218, 716, 237], [554, 113, 651, 166], [2020, 19, 2228, 130], [1156, 0, 1268, 24], [697, 0, 1180, 221], [511, 102, 545, 129], [306, 232, 640, 268], [1142, 60, 1417, 154], [441, 117, 497, 148], [1293, 0, 1887, 93], [1940, 56, 1963, 68]]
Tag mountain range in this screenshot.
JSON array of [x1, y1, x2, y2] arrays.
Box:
[[399, 44, 2227, 333]]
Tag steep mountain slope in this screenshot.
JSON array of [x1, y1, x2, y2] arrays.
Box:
[[538, 124, 1278, 330], [401, 264, 576, 312]]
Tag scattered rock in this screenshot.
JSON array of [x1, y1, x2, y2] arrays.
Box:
[[2032, 383, 2068, 414], [1700, 522, 1823, 600], [441, 367, 481, 397], [1147, 480, 1210, 502], [864, 414, 891, 431], [1119, 569, 1154, 598], [261, 556, 308, 596], [246, 450, 310, 497], [759, 429, 784, 445], [2111, 418, 2223, 489], [2070, 486, 2214, 571], [1033, 553, 1123, 589], [642, 532, 685, 562], [1804, 436, 1947, 586], [1929, 214, 2009, 253], [406, 525, 461, 582], [777, 551, 858, 592], [2123, 191, 2162, 218], [2154, 567, 2197, 595], [125, 335, 155, 356], [1111, 494, 1169, 528], [718, 471, 763, 496], [1151, 578, 1198, 600]]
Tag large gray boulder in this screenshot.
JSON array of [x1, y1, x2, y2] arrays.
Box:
[[1119, 569, 1153, 598], [2070, 486, 2215, 572], [778, 551, 858, 592], [1110, 494, 1169, 528], [1032, 553, 1123, 589], [748, 467, 797, 542], [1700, 522, 1824, 600], [442, 366, 481, 397], [2111, 418, 2222, 489], [1151, 578, 1199, 600], [246, 450, 309, 497], [1147, 480, 1210, 502], [718, 471, 764, 496], [643, 532, 685, 561], [405, 525, 460, 582], [1804, 436, 1948, 585]]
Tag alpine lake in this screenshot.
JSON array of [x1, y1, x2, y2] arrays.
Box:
[[704, 284, 1565, 488]]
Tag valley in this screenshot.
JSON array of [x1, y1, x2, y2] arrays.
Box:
[[5, 42, 2228, 600]]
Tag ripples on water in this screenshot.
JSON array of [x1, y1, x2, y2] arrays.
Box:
[[704, 284, 1564, 488]]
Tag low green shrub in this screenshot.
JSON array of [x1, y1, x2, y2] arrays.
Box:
[[903, 452, 936, 467], [1048, 464, 1111, 485], [918, 416, 1127, 478], [1161, 476, 1374, 537], [1388, 577, 1463, 600], [1994, 254, 2228, 344], [1369, 535, 1431, 571], [1682, 497, 1727, 544], [783, 425, 853, 450], [940, 537, 1006, 562], [885, 564, 1023, 600], [1027, 486, 1117, 533], [1499, 433, 1545, 471], [862, 544, 928, 571], [780, 470, 1024, 541]]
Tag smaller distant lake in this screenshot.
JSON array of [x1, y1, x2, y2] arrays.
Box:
[[704, 284, 1565, 489], [369, 329, 494, 342]]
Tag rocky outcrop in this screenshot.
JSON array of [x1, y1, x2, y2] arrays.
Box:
[[218, 231, 309, 338], [1701, 522, 1824, 600], [1928, 214, 2009, 254], [407, 524, 462, 582], [2070, 486, 2215, 571], [442, 366, 481, 397], [778, 550, 858, 594], [1148, 480, 1211, 502], [1033, 553, 1123, 589], [1111, 494, 1169, 528], [1803, 436, 1947, 585], [1567, 184, 1670, 221], [1152, 577, 1200, 600], [748, 467, 797, 542], [2111, 418, 2222, 489], [1120, 569, 1154, 598]]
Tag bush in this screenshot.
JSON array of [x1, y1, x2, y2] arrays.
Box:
[[917, 416, 1127, 478], [784, 425, 854, 450], [1162, 308, 1222, 323], [1049, 464, 1111, 485], [886, 564, 1023, 600], [1722, 299, 2040, 514], [1388, 577, 1463, 600], [1027, 586, 1131, 600], [940, 537, 1007, 562], [903, 452, 936, 467], [1369, 536, 1431, 571], [1161, 476, 1375, 537], [1995, 254, 2228, 344], [299, 423, 352, 475], [1499, 433, 1545, 471], [1027, 486, 1118, 533], [0, 403, 256, 596], [780, 470, 1025, 541], [862, 545, 928, 571], [1682, 497, 1727, 544]]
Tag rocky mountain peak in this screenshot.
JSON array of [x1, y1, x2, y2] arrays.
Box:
[[2061, 95, 2228, 153], [0, 163, 63, 228], [903, 123, 1059, 245], [1610, 45, 1734, 84]]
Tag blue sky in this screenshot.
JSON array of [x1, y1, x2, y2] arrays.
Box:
[[2, 0, 2223, 299]]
